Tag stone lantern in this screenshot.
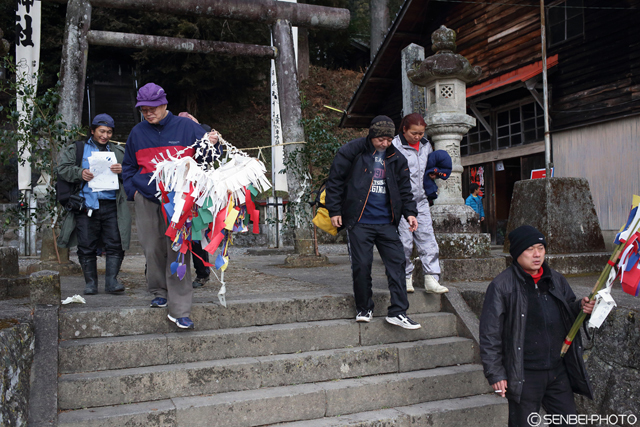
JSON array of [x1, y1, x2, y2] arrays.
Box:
[[405, 26, 501, 276], [408, 25, 481, 207]]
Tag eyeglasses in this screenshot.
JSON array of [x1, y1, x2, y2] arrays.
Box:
[[139, 106, 159, 115]]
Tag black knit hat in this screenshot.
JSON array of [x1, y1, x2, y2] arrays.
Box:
[[508, 225, 547, 260], [369, 115, 395, 139]]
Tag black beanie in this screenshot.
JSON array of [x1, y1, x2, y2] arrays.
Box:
[[369, 115, 395, 139], [508, 225, 547, 260]]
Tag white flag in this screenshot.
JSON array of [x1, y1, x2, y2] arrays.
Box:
[[15, 0, 42, 191]]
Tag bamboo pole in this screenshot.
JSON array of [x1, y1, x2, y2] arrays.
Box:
[[561, 212, 640, 356]]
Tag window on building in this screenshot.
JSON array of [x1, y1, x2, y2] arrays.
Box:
[[548, 0, 584, 46], [462, 101, 545, 156], [498, 101, 545, 149], [461, 114, 491, 156]]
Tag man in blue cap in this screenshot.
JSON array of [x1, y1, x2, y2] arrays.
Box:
[[58, 113, 132, 295], [122, 83, 217, 330]]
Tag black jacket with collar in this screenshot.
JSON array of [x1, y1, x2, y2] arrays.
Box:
[[325, 136, 417, 230], [479, 261, 593, 403]]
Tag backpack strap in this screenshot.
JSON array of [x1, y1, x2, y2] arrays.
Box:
[[74, 140, 86, 193], [75, 140, 84, 167]]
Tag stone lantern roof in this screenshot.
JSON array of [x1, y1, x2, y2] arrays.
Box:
[[407, 25, 482, 86]]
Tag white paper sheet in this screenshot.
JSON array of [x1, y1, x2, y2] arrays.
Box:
[[588, 288, 616, 329], [88, 151, 119, 191], [61, 294, 86, 304]]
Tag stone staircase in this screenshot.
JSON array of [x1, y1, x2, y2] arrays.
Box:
[[56, 292, 507, 426]]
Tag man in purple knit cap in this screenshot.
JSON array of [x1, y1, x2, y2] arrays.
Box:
[[122, 82, 217, 329]]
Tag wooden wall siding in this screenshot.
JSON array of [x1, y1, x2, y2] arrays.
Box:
[[553, 115, 640, 231], [341, 0, 640, 129], [549, 0, 640, 129], [443, 1, 542, 84]]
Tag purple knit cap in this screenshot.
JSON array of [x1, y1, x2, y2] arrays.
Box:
[[135, 83, 168, 107]]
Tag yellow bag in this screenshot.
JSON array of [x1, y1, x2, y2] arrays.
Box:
[[311, 181, 338, 236]]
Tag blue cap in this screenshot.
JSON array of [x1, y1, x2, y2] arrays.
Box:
[[92, 113, 115, 129]]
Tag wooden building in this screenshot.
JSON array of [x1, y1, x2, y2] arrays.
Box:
[[340, 0, 640, 245]]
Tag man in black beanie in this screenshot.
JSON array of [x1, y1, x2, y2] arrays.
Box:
[[479, 225, 595, 426], [325, 115, 421, 329]]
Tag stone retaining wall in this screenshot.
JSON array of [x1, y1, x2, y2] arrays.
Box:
[[0, 319, 34, 427], [576, 308, 640, 427]]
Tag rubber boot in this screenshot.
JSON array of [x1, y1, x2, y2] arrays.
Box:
[[424, 275, 449, 294], [406, 275, 414, 293], [80, 258, 98, 295], [104, 256, 125, 294]]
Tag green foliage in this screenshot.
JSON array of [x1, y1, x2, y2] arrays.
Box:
[[301, 113, 343, 184], [278, 113, 343, 232], [0, 55, 81, 229]]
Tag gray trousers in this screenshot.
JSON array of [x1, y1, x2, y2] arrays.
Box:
[[398, 199, 440, 280], [135, 193, 193, 318]]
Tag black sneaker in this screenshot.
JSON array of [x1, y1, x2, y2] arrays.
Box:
[[356, 310, 373, 322], [192, 277, 209, 288], [385, 314, 421, 330]]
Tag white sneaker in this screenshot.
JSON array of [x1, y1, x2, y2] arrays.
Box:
[[424, 275, 449, 294], [356, 310, 373, 322], [406, 275, 414, 293], [385, 314, 421, 330]]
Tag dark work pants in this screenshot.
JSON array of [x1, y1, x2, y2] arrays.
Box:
[[508, 363, 577, 427], [346, 223, 409, 317], [191, 240, 210, 279], [75, 200, 124, 260]]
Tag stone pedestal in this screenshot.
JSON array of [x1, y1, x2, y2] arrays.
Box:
[[0, 247, 30, 299], [40, 226, 69, 262], [30, 270, 61, 306], [283, 254, 330, 268], [27, 226, 81, 275], [504, 178, 606, 254]]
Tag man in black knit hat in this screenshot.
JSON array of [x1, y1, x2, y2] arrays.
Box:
[[326, 115, 421, 329], [479, 225, 595, 426]]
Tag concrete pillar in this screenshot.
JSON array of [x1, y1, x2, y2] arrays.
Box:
[[58, 0, 91, 127], [401, 43, 426, 118], [298, 27, 310, 81], [272, 19, 314, 256], [370, 0, 389, 61]]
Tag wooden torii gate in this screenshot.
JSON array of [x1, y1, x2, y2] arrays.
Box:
[[47, 0, 350, 258]]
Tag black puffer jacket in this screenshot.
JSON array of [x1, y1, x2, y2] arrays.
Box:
[[325, 136, 417, 230], [479, 261, 593, 403]]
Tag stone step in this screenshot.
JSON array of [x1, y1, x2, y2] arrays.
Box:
[[274, 394, 508, 427], [59, 312, 457, 374], [57, 364, 491, 427], [59, 292, 441, 340], [59, 337, 475, 410]]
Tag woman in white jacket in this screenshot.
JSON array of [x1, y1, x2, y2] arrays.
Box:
[[391, 113, 448, 294]]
